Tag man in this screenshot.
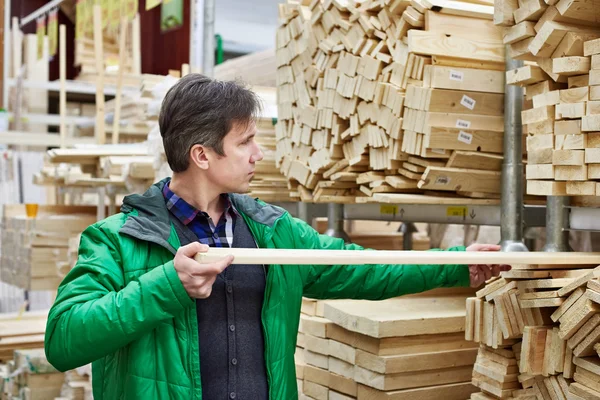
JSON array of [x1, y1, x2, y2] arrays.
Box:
[[45, 74, 508, 400]]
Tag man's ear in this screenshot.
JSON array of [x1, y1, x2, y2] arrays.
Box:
[[189, 144, 210, 170]]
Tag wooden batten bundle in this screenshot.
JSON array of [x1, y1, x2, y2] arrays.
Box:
[[275, 0, 506, 203], [499, 0, 600, 196], [465, 263, 600, 399]]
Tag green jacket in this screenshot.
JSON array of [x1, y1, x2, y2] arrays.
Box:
[[45, 179, 469, 400]]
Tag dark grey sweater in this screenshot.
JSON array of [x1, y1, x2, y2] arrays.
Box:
[[170, 212, 269, 400]]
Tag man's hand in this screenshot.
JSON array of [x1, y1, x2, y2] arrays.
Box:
[[173, 242, 233, 299], [466, 243, 511, 288]]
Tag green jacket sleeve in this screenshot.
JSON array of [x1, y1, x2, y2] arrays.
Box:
[[286, 216, 470, 300], [44, 222, 193, 372]]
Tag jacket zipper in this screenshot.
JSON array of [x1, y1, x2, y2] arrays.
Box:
[[259, 212, 285, 400]]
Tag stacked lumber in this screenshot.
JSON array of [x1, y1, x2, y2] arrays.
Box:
[[465, 263, 600, 399], [296, 294, 480, 399], [57, 235, 81, 280], [275, 0, 507, 203], [56, 368, 93, 400], [497, 0, 600, 195], [0, 205, 95, 291], [0, 348, 92, 400], [0, 311, 47, 362], [214, 48, 277, 87], [313, 218, 431, 250]]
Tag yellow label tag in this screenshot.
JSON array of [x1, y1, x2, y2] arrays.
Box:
[[380, 205, 398, 216], [446, 206, 467, 218]]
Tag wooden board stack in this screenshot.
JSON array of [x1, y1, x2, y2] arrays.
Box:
[[0, 311, 47, 363], [465, 263, 600, 399], [296, 295, 480, 399], [275, 0, 508, 203], [0, 205, 96, 291], [496, 0, 600, 196], [0, 349, 64, 400], [0, 348, 93, 400], [313, 218, 431, 250], [214, 48, 278, 87]]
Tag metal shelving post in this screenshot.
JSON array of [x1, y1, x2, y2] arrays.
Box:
[[325, 204, 350, 242], [500, 50, 529, 252], [543, 197, 571, 251]]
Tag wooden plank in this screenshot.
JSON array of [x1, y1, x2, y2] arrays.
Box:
[[354, 348, 478, 374], [354, 364, 474, 391], [429, 65, 504, 93], [446, 151, 503, 170], [569, 74, 590, 88], [357, 382, 478, 400], [527, 180, 568, 195], [552, 56, 591, 76], [527, 134, 554, 151], [408, 30, 504, 63], [582, 115, 600, 131], [509, 37, 537, 61], [59, 25, 67, 148], [93, 5, 106, 145], [419, 0, 494, 20], [584, 38, 600, 56], [507, 65, 548, 86], [560, 87, 589, 103], [504, 21, 537, 44], [418, 167, 501, 193], [323, 296, 468, 339], [425, 128, 503, 153], [522, 105, 555, 124], [555, 165, 587, 180], [556, 102, 586, 119], [555, 0, 600, 24], [527, 164, 555, 179], [425, 10, 503, 40], [112, 18, 128, 145], [495, 0, 518, 26], [557, 266, 600, 297], [553, 32, 600, 58], [529, 21, 600, 58], [421, 88, 504, 116], [514, 0, 548, 24]]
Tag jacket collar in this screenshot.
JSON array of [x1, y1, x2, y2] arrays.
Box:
[[119, 178, 286, 253]]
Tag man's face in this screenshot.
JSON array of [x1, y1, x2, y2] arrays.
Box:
[[205, 121, 264, 194]]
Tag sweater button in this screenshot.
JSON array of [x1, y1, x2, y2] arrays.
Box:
[[231, 358, 238, 365], [229, 324, 235, 332], [229, 392, 236, 399], [227, 285, 233, 293]]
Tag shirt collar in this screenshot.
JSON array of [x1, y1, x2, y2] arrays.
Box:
[[162, 179, 237, 226]]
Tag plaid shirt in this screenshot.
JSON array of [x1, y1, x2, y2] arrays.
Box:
[[163, 181, 237, 248]]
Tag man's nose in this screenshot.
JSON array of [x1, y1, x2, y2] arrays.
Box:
[[252, 147, 264, 163]]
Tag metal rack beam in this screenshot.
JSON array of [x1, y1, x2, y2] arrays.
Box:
[[344, 203, 546, 227]]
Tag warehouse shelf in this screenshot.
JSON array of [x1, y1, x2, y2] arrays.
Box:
[[6, 78, 139, 97]]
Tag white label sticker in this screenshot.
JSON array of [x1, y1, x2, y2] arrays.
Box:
[[460, 95, 476, 110], [449, 70, 464, 82], [436, 176, 451, 185], [458, 130, 473, 144], [456, 119, 472, 129], [431, 148, 446, 154]]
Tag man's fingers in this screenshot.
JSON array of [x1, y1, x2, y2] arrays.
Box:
[[492, 264, 511, 276], [479, 244, 501, 252], [211, 255, 234, 274], [178, 242, 208, 257]]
